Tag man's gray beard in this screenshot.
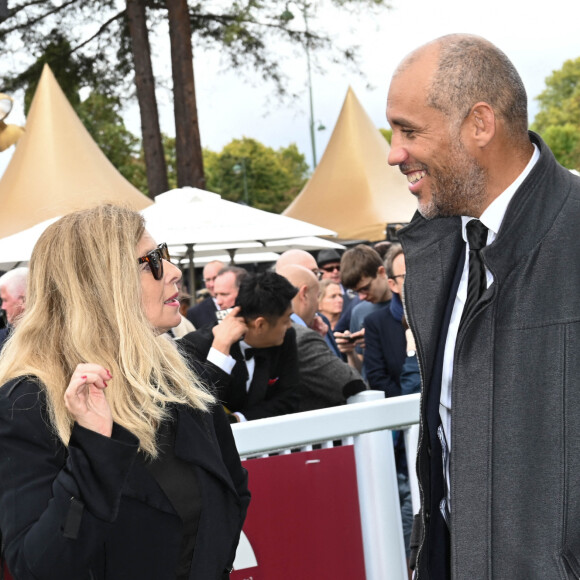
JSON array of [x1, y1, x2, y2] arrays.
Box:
[[419, 147, 488, 219]]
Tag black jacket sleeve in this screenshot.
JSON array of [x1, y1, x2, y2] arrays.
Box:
[[0, 377, 139, 580], [211, 404, 251, 570]]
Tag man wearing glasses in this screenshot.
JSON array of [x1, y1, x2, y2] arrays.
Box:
[[336, 245, 393, 375], [185, 260, 224, 328]]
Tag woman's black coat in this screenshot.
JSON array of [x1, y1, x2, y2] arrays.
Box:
[[0, 376, 250, 579]]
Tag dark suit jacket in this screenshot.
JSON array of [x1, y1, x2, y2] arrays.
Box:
[[0, 377, 250, 580], [293, 323, 366, 412], [186, 297, 217, 328], [180, 326, 300, 420], [0, 327, 10, 352], [363, 302, 406, 398]]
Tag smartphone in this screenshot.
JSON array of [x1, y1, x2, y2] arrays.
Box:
[[216, 308, 233, 323]]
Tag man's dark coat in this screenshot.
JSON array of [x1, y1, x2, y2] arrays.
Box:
[[186, 297, 217, 329], [180, 326, 300, 420], [399, 133, 580, 579], [364, 302, 406, 398]]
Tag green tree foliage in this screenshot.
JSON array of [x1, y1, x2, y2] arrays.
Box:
[[3, 32, 95, 114], [1, 1, 389, 195], [3, 35, 149, 194], [78, 92, 148, 193], [1, 0, 390, 105], [203, 137, 309, 214], [532, 57, 580, 170]]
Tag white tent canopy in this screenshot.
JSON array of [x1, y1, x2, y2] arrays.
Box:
[[142, 187, 336, 246], [141, 187, 338, 291], [0, 190, 342, 280], [0, 216, 60, 269]]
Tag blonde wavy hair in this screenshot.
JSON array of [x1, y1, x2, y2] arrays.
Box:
[[0, 205, 214, 457]]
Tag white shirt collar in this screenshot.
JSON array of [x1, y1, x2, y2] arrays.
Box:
[[461, 143, 540, 243], [239, 339, 252, 354]]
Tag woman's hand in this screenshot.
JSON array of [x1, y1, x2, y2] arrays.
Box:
[[64, 364, 113, 437]]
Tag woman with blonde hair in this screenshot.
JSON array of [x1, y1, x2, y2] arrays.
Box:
[[0, 205, 249, 580], [318, 279, 344, 331]]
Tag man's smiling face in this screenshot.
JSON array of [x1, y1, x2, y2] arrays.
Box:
[[386, 48, 487, 219]]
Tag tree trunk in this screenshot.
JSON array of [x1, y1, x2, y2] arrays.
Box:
[[125, 0, 168, 197], [166, 0, 205, 189], [0, 0, 8, 21]]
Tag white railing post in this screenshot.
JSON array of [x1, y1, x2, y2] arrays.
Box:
[[404, 423, 421, 515], [348, 391, 408, 580]]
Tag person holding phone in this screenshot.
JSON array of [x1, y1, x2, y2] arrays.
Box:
[[180, 271, 301, 423]]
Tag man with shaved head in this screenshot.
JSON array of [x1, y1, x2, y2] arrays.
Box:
[[388, 35, 580, 578], [276, 249, 321, 279], [276, 249, 345, 360], [278, 265, 366, 411]]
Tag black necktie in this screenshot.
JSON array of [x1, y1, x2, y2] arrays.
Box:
[[244, 348, 256, 361], [461, 219, 489, 326]]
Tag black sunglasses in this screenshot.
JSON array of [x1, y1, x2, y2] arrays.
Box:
[[137, 243, 170, 280], [321, 264, 340, 273]]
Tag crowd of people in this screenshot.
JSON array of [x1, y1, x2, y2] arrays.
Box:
[[0, 217, 418, 577], [1, 31, 579, 580]]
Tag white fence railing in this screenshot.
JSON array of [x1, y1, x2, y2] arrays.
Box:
[[231, 391, 421, 580]]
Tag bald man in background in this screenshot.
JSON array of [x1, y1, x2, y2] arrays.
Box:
[[278, 265, 366, 411], [276, 249, 346, 359]]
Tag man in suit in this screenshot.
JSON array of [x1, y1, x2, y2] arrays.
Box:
[[213, 266, 247, 311], [185, 260, 223, 328], [388, 34, 580, 578], [278, 264, 366, 412], [180, 271, 300, 423], [0, 267, 28, 352], [276, 249, 343, 360], [337, 245, 392, 376], [364, 244, 407, 398]]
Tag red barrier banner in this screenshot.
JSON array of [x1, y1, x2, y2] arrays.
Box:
[[231, 445, 366, 580]]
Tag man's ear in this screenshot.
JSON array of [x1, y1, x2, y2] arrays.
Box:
[[463, 102, 496, 148], [377, 265, 387, 278], [251, 316, 268, 333], [387, 277, 397, 293]]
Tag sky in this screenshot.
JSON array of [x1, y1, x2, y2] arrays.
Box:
[[1, 0, 580, 177]]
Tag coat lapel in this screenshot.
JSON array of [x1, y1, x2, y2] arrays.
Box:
[[123, 456, 177, 516], [399, 213, 464, 385], [174, 406, 238, 496]]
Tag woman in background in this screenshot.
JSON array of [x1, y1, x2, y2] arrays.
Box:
[[318, 279, 344, 331], [0, 205, 249, 580]]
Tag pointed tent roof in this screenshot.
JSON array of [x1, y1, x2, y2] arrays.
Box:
[[283, 87, 416, 241], [0, 65, 151, 238]]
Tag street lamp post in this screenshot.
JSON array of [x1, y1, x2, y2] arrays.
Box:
[[303, 5, 317, 169], [280, 2, 320, 170], [232, 159, 249, 205]]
